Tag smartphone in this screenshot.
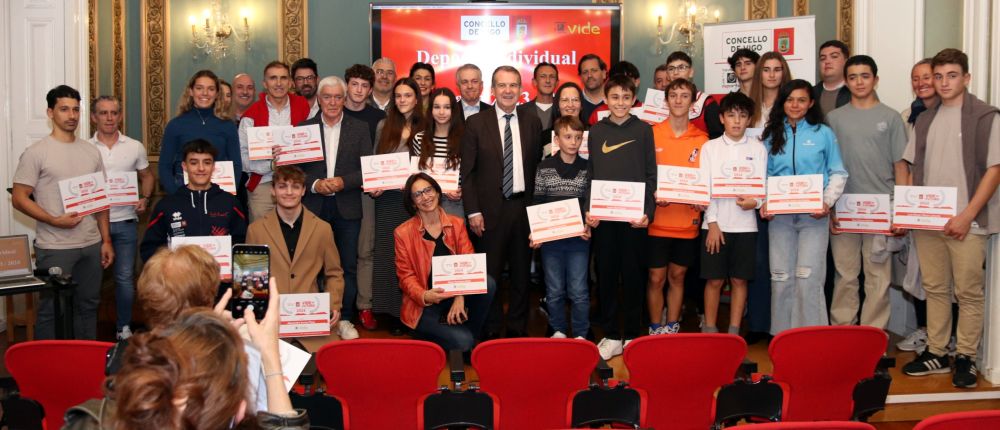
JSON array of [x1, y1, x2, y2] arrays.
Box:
[[232, 244, 270, 320]]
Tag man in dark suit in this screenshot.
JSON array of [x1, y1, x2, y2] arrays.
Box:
[[462, 65, 544, 338], [457, 63, 493, 119], [299, 75, 372, 336]]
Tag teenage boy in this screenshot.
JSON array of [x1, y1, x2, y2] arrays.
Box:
[[646, 78, 707, 335], [585, 75, 657, 359], [728, 49, 760, 96], [827, 55, 908, 330], [141, 139, 248, 261], [901, 48, 1000, 388], [700, 92, 767, 335], [587, 61, 642, 125], [815, 40, 851, 116], [665, 51, 723, 139]]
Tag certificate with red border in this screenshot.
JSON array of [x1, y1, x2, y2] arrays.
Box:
[[766, 174, 824, 214], [657, 165, 710, 205], [279, 293, 331, 338], [588, 180, 646, 222], [527, 198, 585, 244], [892, 186, 957, 231], [834, 194, 891, 234], [361, 152, 411, 192], [432, 253, 488, 295], [58, 172, 109, 216]]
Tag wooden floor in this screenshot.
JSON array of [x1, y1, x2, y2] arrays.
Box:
[[1, 278, 997, 429]]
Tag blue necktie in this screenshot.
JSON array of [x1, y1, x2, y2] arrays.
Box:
[[502, 113, 514, 198]]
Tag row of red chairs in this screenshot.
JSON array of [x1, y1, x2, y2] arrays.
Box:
[[1, 326, 997, 429]]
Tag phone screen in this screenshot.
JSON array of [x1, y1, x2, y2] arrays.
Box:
[[232, 245, 269, 320]]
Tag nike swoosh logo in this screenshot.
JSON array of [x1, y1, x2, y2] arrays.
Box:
[[601, 140, 635, 154]]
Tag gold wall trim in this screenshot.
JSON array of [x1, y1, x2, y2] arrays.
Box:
[[746, 0, 777, 20], [142, 0, 168, 155], [793, 0, 809, 16], [837, 0, 854, 53], [280, 0, 308, 64], [88, 0, 97, 115], [113, 0, 126, 131]]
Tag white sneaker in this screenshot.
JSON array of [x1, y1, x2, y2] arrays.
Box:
[[117, 325, 133, 341], [597, 337, 624, 360], [574, 336, 586, 340], [663, 322, 681, 335], [551, 331, 568, 339], [896, 328, 927, 352], [337, 320, 360, 340]]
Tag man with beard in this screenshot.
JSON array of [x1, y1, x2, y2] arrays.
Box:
[[292, 57, 320, 118]]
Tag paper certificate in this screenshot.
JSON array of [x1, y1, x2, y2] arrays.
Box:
[[58, 172, 110, 216], [279, 293, 331, 338], [361, 152, 412, 192], [643, 88, 666, 109], [432, 253, 488, 295], [170, 235, 232, 281], [275, 124, 324, 166], [892, 186, 958, 230], [588, 180, 646, 222], [247, 126, 279, 161], [410, 156, 460, 193], [834, 194, 892, 234], [711, 160, 766, 198], [526, 199, 585, 244], [550, 130, 590, 159], [105, 171, 138, 207], [766, 174, 824, 214], [656, 165, 710, 205], [183, 160, 237, 194]]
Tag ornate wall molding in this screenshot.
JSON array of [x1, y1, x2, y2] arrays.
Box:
[[837, 0, 854, 53], [280, 0, 308, 64], [142, 0, 168, 155], [745, 0, 777, 20], [793, 0, 809, 16], [88, 0, 97, 114], [113, 0, 125, 130]]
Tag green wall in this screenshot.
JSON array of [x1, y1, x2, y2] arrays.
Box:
[[924, 0, 962, 59]]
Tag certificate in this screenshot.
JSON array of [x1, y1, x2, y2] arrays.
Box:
[[892, 186, 958, 230], [247, 126, 279, 161], [170, 235, 232, 281], [183, 160, 237, 195], [105, 171, 139, 206], [432, 253, 488, 295], [410, 156, 460, 193], [588, 180, 646, 222], [643, 88, 666, 109], [766, 174, 824, 214], [278, 293, 330, 338], [275, 124, 324, 166], [834, 194, 892, 234], [58, 172, 109, 216], [711, 159, 766, 198], [550, 130, 590, 159], [526, 199, 585, 243], [656, 165, 710, 205], [361, 152, 412, 192]]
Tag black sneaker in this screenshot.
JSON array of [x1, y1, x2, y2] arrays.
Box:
[[903, 350, 951, 376], [952, 354, 979, 388]]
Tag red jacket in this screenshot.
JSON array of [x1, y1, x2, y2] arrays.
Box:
[[394, 209, 475, 329]]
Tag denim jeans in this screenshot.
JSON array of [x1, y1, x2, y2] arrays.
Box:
[[110, 220, 138, 330], [768, 214, 830, 335], [541, 237, 590, 336], [415, 276, 497, 351], [320, 196, 361, 321], [747, 216, 772, 333]]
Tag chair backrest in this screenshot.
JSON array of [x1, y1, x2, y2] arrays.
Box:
[[316, 339, 444, 430], [914, 410, 1000, 430], [472, 338, 598, 430], [622, 334, 747, 430], [4, 340, 114, 429], [420, 388, 496, 430], [742, 421, 876, 430], [768, 326, 887, 421]]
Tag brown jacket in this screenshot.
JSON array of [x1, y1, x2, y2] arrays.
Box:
[[246, 208, 345, 310]]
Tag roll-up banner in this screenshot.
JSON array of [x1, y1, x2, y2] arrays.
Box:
[[702, 15, 816, 94]]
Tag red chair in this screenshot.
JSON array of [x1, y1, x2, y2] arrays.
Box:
[[316, 339, 444, 430], [5, 340, 114, 429], [472, 338, 598, 430], [623, 334, 747, 430], [742, 422, 875, 429], [768, 326, 888, 421], [914, 410, 1000, 430]]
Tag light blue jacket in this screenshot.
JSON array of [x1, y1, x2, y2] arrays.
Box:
[[764, 120, 848, 206]]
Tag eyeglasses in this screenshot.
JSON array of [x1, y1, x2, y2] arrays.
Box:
[[411, 186, 437, 199], [375, 69, 396, 77], [294, 75, 317, 83], [667, 64, 691, 73]]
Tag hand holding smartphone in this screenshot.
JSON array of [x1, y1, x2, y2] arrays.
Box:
[[232, 244, 270, 320]]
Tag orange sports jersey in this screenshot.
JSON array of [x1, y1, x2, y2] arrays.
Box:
[[649, 122, 708, 239]]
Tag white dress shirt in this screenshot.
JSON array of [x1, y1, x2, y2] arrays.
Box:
[[701, 133, 768, 232], [310, 115, 343, 195], [495, 107, 525, 194]]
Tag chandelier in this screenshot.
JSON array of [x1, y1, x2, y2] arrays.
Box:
[[657, 1, 720, 56], [188, 0, 251, 61]]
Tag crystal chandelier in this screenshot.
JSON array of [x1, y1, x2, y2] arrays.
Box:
[[188, 0, 251, 61], [657, 1, 720, 56]]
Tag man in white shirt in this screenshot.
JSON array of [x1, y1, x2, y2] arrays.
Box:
[[369, 57, 396, 111], [456, 63, 492, 119], [89, 95, 155, 340]]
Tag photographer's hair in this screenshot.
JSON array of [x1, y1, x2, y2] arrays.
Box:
[[137, 246, 220, 328]]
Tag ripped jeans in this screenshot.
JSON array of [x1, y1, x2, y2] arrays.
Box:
[[768, 214, 829, 335]]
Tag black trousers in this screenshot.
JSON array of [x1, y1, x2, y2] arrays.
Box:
[[594, 222, 648, 340], [483, 197, 532, 333]]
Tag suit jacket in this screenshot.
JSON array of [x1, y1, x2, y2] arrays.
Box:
[[460, 105, 543, 229], [299, 113, 372, 219], [245, 208, 345, 310]]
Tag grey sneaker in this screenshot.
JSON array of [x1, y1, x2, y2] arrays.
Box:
[[896, 328, 927, 352]]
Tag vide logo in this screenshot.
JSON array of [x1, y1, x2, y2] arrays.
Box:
[[555, 21, 601, 35]]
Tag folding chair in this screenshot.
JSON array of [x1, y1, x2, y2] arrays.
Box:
[[741, 422, 876, 429], [914, 409, 1000, 430], [420, 350, 496, 430]]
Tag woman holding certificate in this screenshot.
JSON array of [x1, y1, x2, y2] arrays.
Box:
[[394, 173, 496, 351], [412, 88, 465, 217], [761, 79, 848, 334], [371, 78, 424, 333]]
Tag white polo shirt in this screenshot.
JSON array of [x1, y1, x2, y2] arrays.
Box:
[[90, 132, 149, 222]]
